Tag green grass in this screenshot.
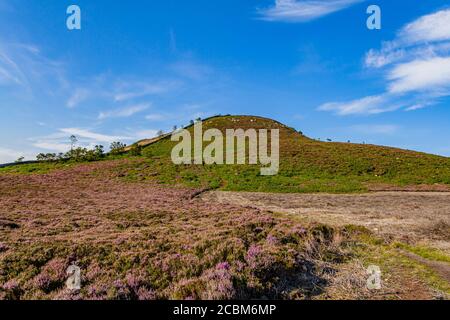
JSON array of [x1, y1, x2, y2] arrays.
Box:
[[394, 243, 450, 264], [0, 154, 129, 175], [2, 115, 450, 193], [0, 162, 72, 174]]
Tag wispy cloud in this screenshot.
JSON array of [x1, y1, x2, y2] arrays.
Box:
[[135, 129, 158, 139], [145, 113, 167, 121], [0, 46, 29, 87], [59, 128, 130, 143], [0, 42, 66, 96], [319, 95, 399, 115], [113, 81, 177, 102], [66, 88, 90, 108], [258, 0, 363, 23], [320, 8, 450, 115], [170, 60, 213, 80], [98, 103, 150, 120]]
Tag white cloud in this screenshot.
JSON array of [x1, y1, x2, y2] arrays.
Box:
[[59, 128, 130, 143], [388, 57, 450, 94], [405, 101, 436, 112], [321, 8, 450, 116], [32, 141, 71, 153], [31, 128, 133, 154], [259, 0, 363, 22], [399, 9, 450, 45], [135, 130, 158, 139], [318, 92, 438, 116], [0, 147, 26, 164], [318, 95, 401, 115], [98, 103, 150, 120], [365, 45, 406, 69], [365, 9, 450, 69]]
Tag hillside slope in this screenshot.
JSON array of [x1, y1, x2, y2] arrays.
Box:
[[117, 115, 450, 193]]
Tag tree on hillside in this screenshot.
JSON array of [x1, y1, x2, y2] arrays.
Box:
[[157, 130, 164, 136], [15, 157, 24, 163], [110, 141, 126, 155], [66, 147, 88, 161], [70, 135, 78, 151], [93, 145, 104, 158], [36, 153, 57, 161]]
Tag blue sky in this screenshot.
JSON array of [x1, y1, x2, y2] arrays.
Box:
[[1, 0, 450, 162]]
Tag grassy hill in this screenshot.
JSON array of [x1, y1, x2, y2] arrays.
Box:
[[2, 115, 450, 193], [119, 115, 450, 193]]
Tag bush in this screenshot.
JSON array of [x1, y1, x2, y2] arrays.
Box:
[[36, 145, 105, 163], [36, 153, 58, 161], [110, 142, 127, 155]]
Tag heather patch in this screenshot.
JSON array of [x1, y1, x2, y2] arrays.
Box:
[[0, 161, 353, 300]]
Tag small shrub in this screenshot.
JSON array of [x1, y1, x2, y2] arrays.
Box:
[[110, 142, 127, 155]]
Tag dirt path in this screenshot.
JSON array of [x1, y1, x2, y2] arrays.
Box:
[[201, 191, 450, 251], [399, 250, 450, 283]]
